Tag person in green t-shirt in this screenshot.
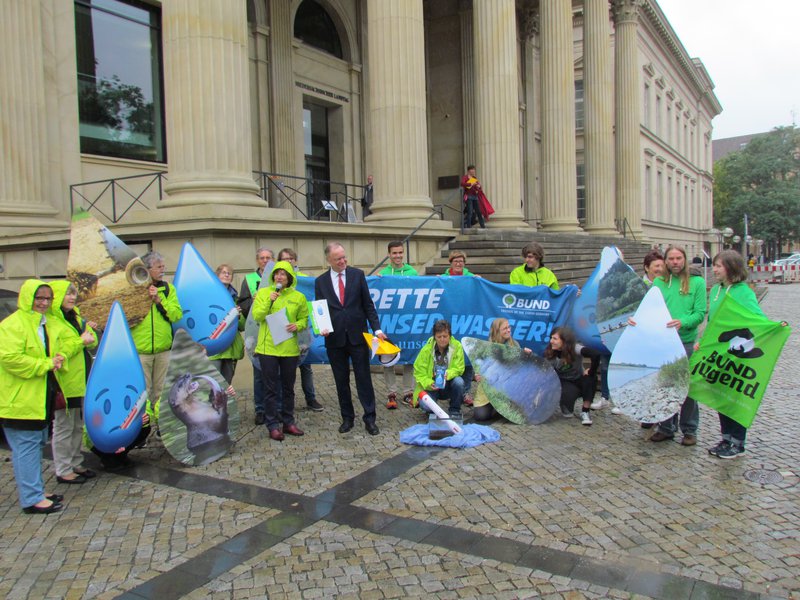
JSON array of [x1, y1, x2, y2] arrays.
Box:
[[649, 245, 707, 447], [378, 241, 417, 408]]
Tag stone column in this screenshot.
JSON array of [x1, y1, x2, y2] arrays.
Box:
[[459, 4, 475, 168], [473, 0, 527, 228], [540, 0, 580, 231], [267, 0, 295, 176], [161, 0, 262, 207], [613, 0, 642, 235], [583, 0, 617, 234], [0, 1, 54, 221], [366, 0, 433, 221]]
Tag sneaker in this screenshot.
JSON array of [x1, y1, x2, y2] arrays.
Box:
[[402, 392, 413, 406], [716, 443, 746, 459], [611, 406, 622, 415], [306, 400, 324, 412], [386, 393, 398, 410], [561, 408, 574, 418], [707, 440, 729, 456], [589, 399, 608, 410], [580, 411, 593, 426], [464, 393, 474, 407]]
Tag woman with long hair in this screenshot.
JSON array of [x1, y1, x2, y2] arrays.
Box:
[[543, 326, 599, 426]]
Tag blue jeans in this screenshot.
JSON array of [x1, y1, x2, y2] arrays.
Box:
[[253, 364, 265, 415], [3, 426, 48, 508], [424, 376, 465, 414], [657, 342, 699, 436], [719, 413, 747, 447], [299, 363, 316, 404]]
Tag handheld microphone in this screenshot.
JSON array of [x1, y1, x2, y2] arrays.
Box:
[[275, 283, 283, 291]]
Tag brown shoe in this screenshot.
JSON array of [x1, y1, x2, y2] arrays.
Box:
[[649, 431, 674, 442], [681, 435, 697, 446], [269, 428, 285, 441], [283, 423, 305, 436]]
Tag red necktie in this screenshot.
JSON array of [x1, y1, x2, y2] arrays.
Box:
[[338, 273, 345, 305]]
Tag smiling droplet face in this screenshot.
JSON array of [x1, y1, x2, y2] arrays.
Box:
[[172, 243, 237, 355], [85, 302, 147, 453]]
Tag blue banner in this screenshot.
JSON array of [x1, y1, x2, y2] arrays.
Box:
[[295, 275, 578, 364]]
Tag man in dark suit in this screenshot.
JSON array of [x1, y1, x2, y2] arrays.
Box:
[[315, 242, 385, 435]]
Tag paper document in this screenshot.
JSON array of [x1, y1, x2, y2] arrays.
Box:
[[266, 309, 292, 345], [308, 300, 333, 334]]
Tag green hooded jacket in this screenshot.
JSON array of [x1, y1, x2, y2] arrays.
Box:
[[413, 335, 465, 398], [509, 264, 560, 289], [0, 280, 71, 422], [252, 260, 309, 357], [48, 280, 98, 400], [130, 280, 183, 354]]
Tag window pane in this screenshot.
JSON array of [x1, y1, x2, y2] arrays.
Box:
[[75, 0, 165, 162]]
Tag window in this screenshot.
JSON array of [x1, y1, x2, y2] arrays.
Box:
[[576, 163, 586, 223], [574, 80, 584, 130], [75, 0, 165, 162], [643, 83, 650, 129], [294, 0, 343, 59]]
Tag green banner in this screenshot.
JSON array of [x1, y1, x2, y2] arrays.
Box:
[[689, 294, 790, 428]]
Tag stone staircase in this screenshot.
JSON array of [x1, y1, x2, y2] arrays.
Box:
[[424, 229, 653, 286]]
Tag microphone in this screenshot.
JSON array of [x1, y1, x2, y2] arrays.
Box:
[[275, 283, 283, 292]]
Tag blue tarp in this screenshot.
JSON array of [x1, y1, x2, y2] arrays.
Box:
[[398, 423, 500, 448]]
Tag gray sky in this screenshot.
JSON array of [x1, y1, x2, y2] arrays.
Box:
[[656, 0, 800, 140]]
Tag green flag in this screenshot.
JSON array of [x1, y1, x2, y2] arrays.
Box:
[[689, 294, 790, 428]]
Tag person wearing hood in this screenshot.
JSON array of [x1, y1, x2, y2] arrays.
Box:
[[0, 280, 72, 514], [48, 281, 98, 484], [130, 251, 183, 432], [252, 260, 309, 441]]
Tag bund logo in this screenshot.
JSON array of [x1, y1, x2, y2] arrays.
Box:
[[719, 328, 764, 359], [502, 294, 516, 308]]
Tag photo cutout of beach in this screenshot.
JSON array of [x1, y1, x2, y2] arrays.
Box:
[[608, 287, 688, 423], [462, 337, 560, 424]]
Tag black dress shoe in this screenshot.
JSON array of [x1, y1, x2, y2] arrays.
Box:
[[338, 420, 354, 433], [365, 421, 380, 436], [254, 412, 266, 425], [56, 474, 87, 484], [74, 468, 97, 479], [23, 502, 63, 514], [46, 494, 64, 503]]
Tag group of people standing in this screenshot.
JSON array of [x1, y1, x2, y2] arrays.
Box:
[[0, 234, 780, 515]]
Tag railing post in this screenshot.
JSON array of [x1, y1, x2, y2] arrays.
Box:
[[111, 180, 117, 223]]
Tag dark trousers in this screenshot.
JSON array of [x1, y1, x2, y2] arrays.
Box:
[[559, 376, 596, 413], [465, 195, 485, 228], [258, 354, 299, 431], [327, 342, 376, 424], [719, 412, 747, 447]]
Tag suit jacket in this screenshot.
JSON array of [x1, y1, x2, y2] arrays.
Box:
[[315, 266, 380, 348]]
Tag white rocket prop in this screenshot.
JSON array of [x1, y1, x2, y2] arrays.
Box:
[[418, 391, 463, 434]]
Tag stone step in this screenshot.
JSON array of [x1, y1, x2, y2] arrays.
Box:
[[422, 229, 652, 286]]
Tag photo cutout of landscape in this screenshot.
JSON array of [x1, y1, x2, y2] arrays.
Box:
[[608, 287, 688, 423]]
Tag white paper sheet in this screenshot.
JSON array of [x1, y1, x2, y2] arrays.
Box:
[[266, 308, 292, 345]]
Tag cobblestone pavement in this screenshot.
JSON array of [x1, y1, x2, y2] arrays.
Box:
[[1, 286, 798, 599]]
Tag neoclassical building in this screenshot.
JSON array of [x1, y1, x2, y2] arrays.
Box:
[[0, 0, 720, 287]]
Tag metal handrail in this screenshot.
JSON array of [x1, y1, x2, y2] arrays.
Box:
[[368, 205, 446, 275], [70, 171, 165, 223], [253, 171, 367, 222], [615, 217, 638, 241]]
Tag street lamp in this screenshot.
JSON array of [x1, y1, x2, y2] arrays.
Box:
[[722, 227, 734, 248]]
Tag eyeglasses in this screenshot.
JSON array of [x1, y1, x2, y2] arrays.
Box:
[[34, 296, 53, 302], [451, 259, 465, 263]]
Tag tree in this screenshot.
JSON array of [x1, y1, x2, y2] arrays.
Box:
[[713, 126, 800, 258]]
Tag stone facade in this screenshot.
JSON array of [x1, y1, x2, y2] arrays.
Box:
[[0, 0, 720, 289]]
